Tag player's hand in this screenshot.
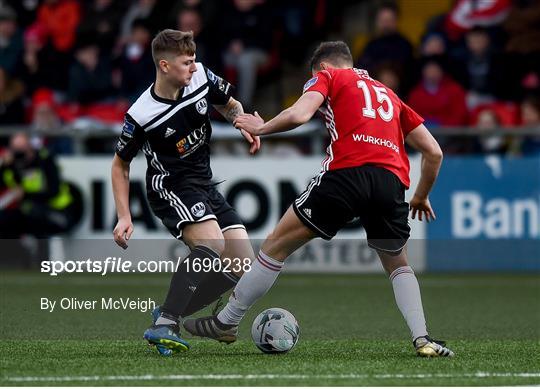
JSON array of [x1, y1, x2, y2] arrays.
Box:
[[234, 111, 265, 135], [113, 217, 133, 249], [410, 195, 436, 222], [239, 129, 261, 154]]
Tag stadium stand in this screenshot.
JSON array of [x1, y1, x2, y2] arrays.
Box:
[[0, 0, 538, 156]]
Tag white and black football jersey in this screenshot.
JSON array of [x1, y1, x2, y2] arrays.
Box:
[[115, 63, 233, 193]]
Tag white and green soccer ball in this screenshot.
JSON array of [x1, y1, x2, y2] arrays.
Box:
[[251, 308, 300, 353]]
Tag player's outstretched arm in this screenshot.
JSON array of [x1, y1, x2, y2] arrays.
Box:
[[214, 97, 261, 154], [111, 154, 133, 249], [234, 91, 324, 136], [405, 124, 443, 222]]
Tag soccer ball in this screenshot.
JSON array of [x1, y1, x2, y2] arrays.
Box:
[[251, 308, 300, 353]]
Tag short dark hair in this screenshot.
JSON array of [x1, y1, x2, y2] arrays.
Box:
[[151, 29, 196, 68], [309, 41, 353, 71], [376, 1, 400, 17]]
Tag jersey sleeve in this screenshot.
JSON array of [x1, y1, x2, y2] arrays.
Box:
[[115, 114, 145, 162], [303, 70, 331, 99], [204, 66, 234, 105], [399, 100, 424, 135]]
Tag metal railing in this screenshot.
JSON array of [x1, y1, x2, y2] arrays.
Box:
[[1, 121, 538, 155]]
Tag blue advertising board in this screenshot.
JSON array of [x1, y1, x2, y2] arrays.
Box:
[[427, 156, 540, 271]]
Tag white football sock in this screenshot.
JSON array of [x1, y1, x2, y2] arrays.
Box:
[[217, 250, 283, 326], [389, 266, 428, 341]]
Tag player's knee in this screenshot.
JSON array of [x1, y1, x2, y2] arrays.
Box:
[[213, 239, 226, 256], [265, 229, 278, 242], [378, 250, 408, 274], [185, 235, 225, 256], [183, 221, 226, 254], [197, 238, 225, 256]]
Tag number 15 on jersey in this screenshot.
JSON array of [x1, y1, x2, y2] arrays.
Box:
[[357, 80, 394, 122]]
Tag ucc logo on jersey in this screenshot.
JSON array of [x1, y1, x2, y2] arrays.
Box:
[[176, 138, 189, 154], [191, 202, 206, 217], [175, 124, 206, 157], [195, 98, 208, 115]]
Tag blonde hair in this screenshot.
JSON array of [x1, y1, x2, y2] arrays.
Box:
[[151, 29, 196, 68]]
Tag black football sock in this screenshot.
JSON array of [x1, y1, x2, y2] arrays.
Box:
[[161, 245, 220, 319], [181, 270, 240, 317]]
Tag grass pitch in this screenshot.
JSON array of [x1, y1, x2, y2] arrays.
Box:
[[1, 271, 539, 386]]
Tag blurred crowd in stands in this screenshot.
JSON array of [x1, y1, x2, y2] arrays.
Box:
[[0, 0, 539, 155], [362, 0, 540, 154]]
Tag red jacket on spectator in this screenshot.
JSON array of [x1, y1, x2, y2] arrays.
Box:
[[407, 76, 469, 126], [35, 0, 80, 52]]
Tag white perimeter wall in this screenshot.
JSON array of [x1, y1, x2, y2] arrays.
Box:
[[57, 155, 424, 272]]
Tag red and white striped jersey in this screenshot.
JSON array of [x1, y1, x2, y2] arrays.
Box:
[[303, 67, 424, 188]]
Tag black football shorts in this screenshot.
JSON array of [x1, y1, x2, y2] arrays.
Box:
[[293, 165, 410, 254], [149, 185, 245, 240]]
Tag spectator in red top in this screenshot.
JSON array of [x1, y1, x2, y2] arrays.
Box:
[[407, 57, 468, 127], [34, 0, 80, 53]]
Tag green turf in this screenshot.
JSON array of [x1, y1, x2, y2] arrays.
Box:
[[1, 271, 539, 386]]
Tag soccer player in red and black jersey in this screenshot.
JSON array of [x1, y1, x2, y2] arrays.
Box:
[[185, 41, 454, 357]]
